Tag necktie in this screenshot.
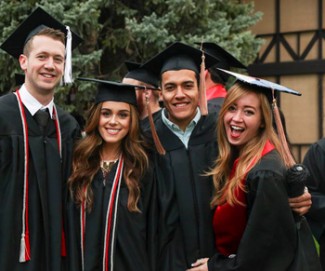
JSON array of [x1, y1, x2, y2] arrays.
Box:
[[34, 109, 50, 134]]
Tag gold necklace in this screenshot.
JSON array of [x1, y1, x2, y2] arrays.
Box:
[[100, 159, 118, 178]]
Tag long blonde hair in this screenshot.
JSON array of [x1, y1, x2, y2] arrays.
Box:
[[68, 102, 149, 212], [209, 83, 287, 207]]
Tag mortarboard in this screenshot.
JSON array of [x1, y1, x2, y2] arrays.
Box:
[[198, 42, 246, 70], [141, 42, 218, 76], [197, 42, 246, 83], [124, 61, 160, 89], [78, 78, 138, 106], [217, 68, 301, 99], [0, 7, 82, 83]]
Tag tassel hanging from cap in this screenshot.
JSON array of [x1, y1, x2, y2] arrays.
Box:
[[271, 91, 295, 167], [199, 44, 208, 115], [64, 26, 73, 84], [145, 89, 166, 155]]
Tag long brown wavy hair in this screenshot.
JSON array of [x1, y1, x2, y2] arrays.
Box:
[[68, 102, 149, 212], [208, 82, 287, 207]]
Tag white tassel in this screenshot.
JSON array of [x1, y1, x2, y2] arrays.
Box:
[[19, 234, 26, 263], [64, 26, 73, 84]]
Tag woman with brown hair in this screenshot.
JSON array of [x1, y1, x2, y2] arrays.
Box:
[[66, 79, 156, 271], [187, 71, 320, 271]]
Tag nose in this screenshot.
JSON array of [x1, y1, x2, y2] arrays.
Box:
[[109, 115, 118, 125], [232, 110, 243, 122], [44, 57, 54, 69], [175, 86, 185, 98]]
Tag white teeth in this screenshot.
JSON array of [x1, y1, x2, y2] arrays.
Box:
[[231, 126, 244, 131], [43, 74, 54, 78], [175, 103, 187, 107]]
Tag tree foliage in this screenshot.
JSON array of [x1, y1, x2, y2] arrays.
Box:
[[0, 0, 263, 116]]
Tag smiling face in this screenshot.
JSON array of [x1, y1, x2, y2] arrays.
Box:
[[223, 91, 263, 150], [161, 69, 199, 131], [19, 35, 65, 97], [98, 101, 131, 148]]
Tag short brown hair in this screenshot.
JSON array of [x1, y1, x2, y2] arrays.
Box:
[[23, 27, 65, 56]]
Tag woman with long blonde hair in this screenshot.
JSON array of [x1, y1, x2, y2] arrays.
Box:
[[187, 73, 320, 270], [67, 79, 156, 271]]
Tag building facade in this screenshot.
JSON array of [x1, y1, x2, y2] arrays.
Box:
[[247, 0, 325, 161]]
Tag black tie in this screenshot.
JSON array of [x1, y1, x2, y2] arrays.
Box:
[[34, 109, 50, 134]]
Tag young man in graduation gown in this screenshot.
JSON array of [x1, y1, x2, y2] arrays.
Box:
[[0, 7, 82, 271], [141, 42, 220, 270], [141, 42, 313, 271]]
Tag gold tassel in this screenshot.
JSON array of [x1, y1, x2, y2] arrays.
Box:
[[199, 45, 208, 115], [145, 90, 166, 155], [272, 95, 295, 167]]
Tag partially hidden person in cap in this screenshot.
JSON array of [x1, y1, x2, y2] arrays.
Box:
[[188, 70, 321, 271], [198, 42, 247, 115], [66, 79, 157, 271], [303, 137, 325, 270], [0, 7, 82, 271], [122, 61, 162, 130]]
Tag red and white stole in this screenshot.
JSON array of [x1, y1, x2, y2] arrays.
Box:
[[80, 155, 124, 271], [14, 90, 62, 262]]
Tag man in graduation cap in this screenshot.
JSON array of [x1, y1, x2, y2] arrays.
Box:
[[141, 42, 220, 270], [0, 7, 82, 271], [199, 42, 246, 114], [141, 42, 312, 271], [122, 61, 162, 131]]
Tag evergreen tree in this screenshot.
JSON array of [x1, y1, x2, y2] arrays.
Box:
[[0, 0, 263, 116]]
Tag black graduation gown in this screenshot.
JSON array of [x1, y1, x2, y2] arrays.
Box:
[[152, 113, 218, 270], [207, 97, 225, 116], [208, 150, 298, 271], [66, 162, 157, 271], [0, 93, 80, 271], [303, 138, 325, 268]]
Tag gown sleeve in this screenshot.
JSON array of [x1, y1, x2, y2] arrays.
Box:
[[303, 139, 325, 224], [208, 169, 297, 271]]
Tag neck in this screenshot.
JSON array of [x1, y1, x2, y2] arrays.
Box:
[[24, 82, 54, 106], [100, 143, 121, 161]]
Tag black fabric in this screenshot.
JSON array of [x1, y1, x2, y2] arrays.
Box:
[[66, 161, 157, 271], [149, 112, 219, 270], [207, 150, 320, 271], [0, 92, 80, 271], [140, 109, 162, 133], [207, 97, 225, 116], [303, 138, 325, 270]]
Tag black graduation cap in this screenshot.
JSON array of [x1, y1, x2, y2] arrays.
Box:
[[218, 68, 301, 100], [0, 7, 82, 59], [78, 78, 139, 106], [141, 42, 218, 76], [198, 42, 247, 70], [124, 61, 160, 89]]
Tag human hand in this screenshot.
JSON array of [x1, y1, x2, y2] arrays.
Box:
[[288, 188, 312, 216], [186, 258, 209, 271]]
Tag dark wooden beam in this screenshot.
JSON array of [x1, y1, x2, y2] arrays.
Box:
[[248, 60, 325, 76]]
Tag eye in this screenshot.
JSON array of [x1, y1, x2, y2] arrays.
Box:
[[101, 110, 111, 117], [37, 55, 46, 60], [164, 84, 175, 92], [54, 57, 64, 64], [228, 105, 236, 112], [118, 112, 130, 119], [184, 82, 194, 89], [244, 109, 254, 116]]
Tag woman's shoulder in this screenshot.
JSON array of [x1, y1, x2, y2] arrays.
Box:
[[247, 150, 286, 183]]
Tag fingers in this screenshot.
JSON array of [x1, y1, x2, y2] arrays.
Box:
[[288, 191, 312, 215], [187, 258, 209, 271]]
